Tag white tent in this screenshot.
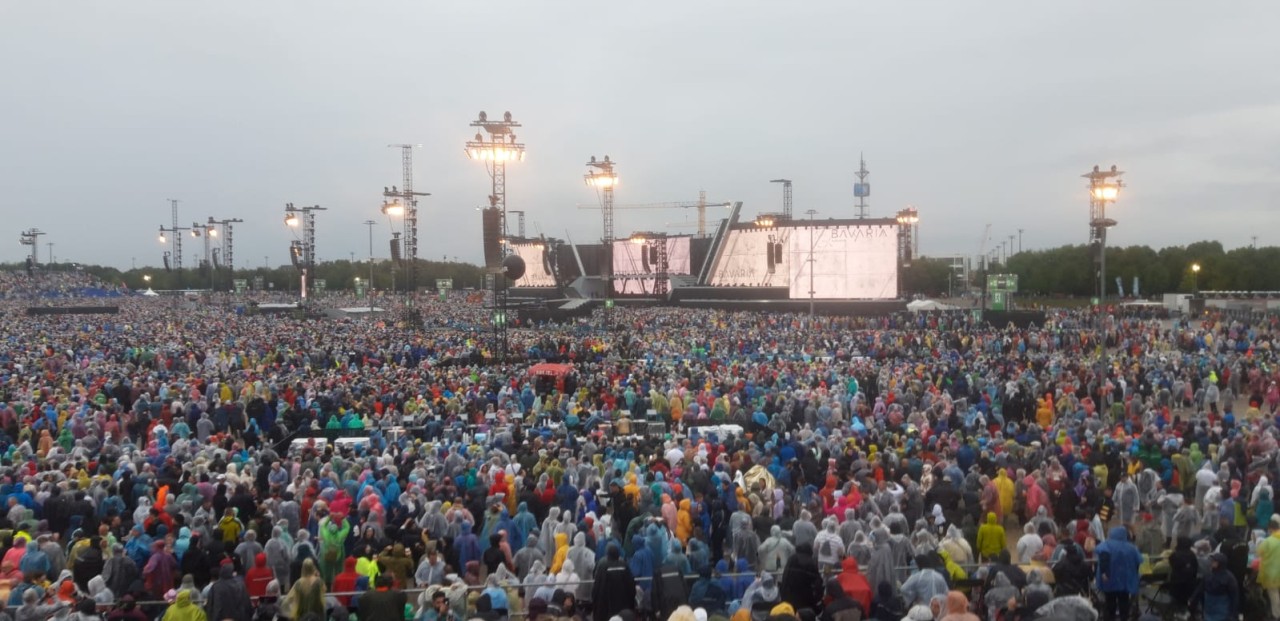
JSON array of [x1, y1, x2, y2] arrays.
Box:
[[907, 299, 957, 312], [141, 289, 160, 297]]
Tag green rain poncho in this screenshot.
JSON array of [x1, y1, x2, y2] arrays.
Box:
[[318, 516, 350, 584]]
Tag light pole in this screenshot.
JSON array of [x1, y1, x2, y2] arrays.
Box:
[[1085, 165, 1124, 304], [363, 219, 376, 291], [1191, 262, 1201, 294], [284, 203, 326, 300], [1018, 228, 1024, 254], [465, 111, 526, 264]]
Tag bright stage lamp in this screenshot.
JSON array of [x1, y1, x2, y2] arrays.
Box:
[[1092, 185, 1120, 201]]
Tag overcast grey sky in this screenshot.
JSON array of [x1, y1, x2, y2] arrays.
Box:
[[3, 1, 1278, 270]]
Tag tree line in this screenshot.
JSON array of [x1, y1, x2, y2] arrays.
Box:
[[8, 259, 488, 294], [903, 241, 1280, 298]]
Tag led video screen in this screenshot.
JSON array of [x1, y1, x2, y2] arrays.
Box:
[[786, 223, 898, 299], [707, 227, 792, 287], [511, 242, 557, 288], [612, 237, 692, 276]]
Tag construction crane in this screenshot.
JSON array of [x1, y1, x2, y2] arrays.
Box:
[[770, 179, 792, 219], [974, 223, 992, 305], [577, 191, 730, 238], [976, 223, 992, 272]]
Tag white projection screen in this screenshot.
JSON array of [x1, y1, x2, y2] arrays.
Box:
[[787, 223, 898, 299], [511, 242, 556, 287], [707, 228, 791, 287], [612, 237, 691, 294]]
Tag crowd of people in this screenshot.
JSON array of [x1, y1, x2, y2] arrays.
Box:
[[1, 269, 1279, 621]]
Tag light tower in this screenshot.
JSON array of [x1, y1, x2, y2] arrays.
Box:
[[628, 231, 669, 297], [770, 179, 793, 220], [190, 220, 219, 289], [158, 200, 190, 286], [164, 199, 184, 269], [158, 199, 188, 269], [380, 197, 405, 291], [284, 203, 326, 299], [896, 206, 920, 263], [1084, 165, 1124, 303], [208, 217, 244, 272], [384, 144, 429, 291], [585, 155, 618, 244], [207, 217, 243, 290], [18, 228, 44, 267], [465, 111, 526, 244]]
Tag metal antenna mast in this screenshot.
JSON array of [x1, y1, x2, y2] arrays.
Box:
[[385, 144, 429, 290], [854, 156, 871, 219]]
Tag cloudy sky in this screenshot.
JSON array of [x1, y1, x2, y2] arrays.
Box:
[[3, 1, 1277, 270]]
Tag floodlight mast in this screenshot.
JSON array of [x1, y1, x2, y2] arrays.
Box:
[[466, 111, 526, 251], [384, 144, 429, 291], [1084, 165, 1124, 303]]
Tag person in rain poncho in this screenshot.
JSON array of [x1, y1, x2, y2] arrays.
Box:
[[757, 525, 794, 574], [1015, 522, 1043, 564], [513, 534, 545, 580], [565, 533, 595, 603], [976, 513, 1006, 561], [814, 516, 844, 571], [939, 525, 973, 565], [864, 528, 897, 594], [1114, 473, 1141, 526], [162, 589, 207, 621]]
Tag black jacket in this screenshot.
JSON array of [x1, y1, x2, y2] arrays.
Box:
[[651, 563, 688, 620], [591, 558, 636, 621], [780, 544, 823, 613], [357, 589, 408, 621], [205, 568, 253, 621]]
